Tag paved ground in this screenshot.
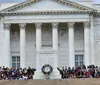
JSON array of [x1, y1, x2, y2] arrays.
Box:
[[0, 78, 100, 85]]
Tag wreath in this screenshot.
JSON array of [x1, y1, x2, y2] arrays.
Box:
[[41, 64, 53, 75]]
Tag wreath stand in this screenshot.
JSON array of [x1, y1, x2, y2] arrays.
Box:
[[44, 74, 50, 80]]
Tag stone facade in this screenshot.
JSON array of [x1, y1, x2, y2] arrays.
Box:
[[0, 0, 100, 79]]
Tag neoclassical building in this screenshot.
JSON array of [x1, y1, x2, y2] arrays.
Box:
[[0, 0, 100, 78]]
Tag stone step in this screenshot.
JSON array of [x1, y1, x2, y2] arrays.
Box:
[[0, 79, 100, 85]]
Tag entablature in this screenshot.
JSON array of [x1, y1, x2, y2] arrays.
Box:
[[2, 13, 90, 23]]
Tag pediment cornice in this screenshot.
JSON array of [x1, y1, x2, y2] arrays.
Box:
[[1, 0, 94, 14], [1, 10, 93, 16]]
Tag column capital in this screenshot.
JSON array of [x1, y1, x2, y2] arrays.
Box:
[[4, 23, 11, 29], [19, 23, 26, 29], [51, 22, 59, 28], [67, 22, 75, 28], [35, 23, 42, 29], [83, 22, 90, 28]]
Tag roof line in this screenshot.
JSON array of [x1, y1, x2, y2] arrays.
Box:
[[1, 0, 95, 13]]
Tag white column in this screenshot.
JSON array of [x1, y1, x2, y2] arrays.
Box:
[[0, 36, 1, 66], [68, 22, 75, 68], [51, 22, 61, 79], [19, 23, 26, 68], [90, 16, 95, 65], [35, 23, 42, 51], [0, 19, 3, 67], [4, 23, 11, 67], [52, 23, 59, 51], [52, 23, 59, 69], [35, 23, 42, 71], [84, 22, 90, 67]]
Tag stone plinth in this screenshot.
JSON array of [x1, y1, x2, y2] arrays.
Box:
[[34, 50, 61, 79]]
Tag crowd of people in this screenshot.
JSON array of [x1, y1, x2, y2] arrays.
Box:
[[0, 66, 36, 80], [57, 65, 100, 79], [0, 65, 100, 80]]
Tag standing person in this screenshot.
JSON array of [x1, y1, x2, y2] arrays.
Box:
[[67, 67, 72, 78], [71, 67, 76, 78], [82, 65, 87, 78], [65, 66, 68, 78], [57, 67, 64, 79]]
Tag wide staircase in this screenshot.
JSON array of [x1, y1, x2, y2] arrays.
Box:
[[0, 78, 100, 85]]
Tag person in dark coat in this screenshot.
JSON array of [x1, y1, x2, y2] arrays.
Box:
[[57, 67, 64, 79]]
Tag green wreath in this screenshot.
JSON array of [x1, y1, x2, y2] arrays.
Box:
[[41, 64, 53, 75]]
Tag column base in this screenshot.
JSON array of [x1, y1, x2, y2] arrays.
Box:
[[33, 70, 61, 79]]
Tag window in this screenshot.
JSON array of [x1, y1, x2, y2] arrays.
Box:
[[12, 56, 20, 69], [75, 55, 84, 68]]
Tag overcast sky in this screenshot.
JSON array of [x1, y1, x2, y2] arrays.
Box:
[[93, 0, 100, 3], [0, 0, 100, 4], [0, 0, 25, 2]]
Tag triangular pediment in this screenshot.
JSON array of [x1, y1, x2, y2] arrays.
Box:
[[1, 0, 94, 13], [11, 0, 83, 12]]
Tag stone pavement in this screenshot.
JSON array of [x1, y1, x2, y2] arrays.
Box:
[[0, 78, 100, 85]]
